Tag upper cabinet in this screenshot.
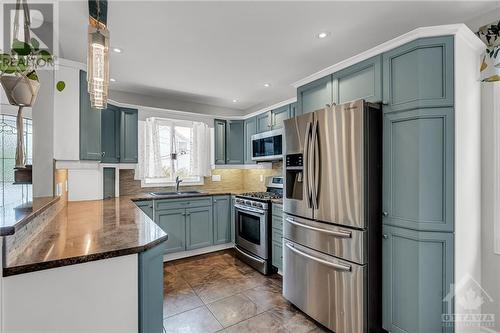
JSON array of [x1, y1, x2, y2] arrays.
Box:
[[333, 55, 382, 105], [79, 70, 102, 161], [214, 119, 244, 165], [244, 117, 257, 164], [296, 75, 333, 115], [226, 120, 244, 164], [120, 108, 139, 163], [271, 104, 293, 130], [382, 36, 454, 113], [256, 112, 271, 133], [101, 104, 121, 163]]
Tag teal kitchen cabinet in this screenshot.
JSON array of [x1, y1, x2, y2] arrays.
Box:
[[214, 119, 227, 164], [382, 225, 453, 333], [271, 203, 283, 271], [101, 104, 121, 163], [79, 70, 102, 160], [120, 108, 139, 163], [333, 55, 382, 104], [226, 120, 244, 164], [296, 75, 333, 115], [382, 36, 454, 113], [135, 200, 154, 220], [138, 241, 165, 333], [256, 112, 272, 133], [231, 195, 236, 243], [186, 205, 214, 250], [155, 208, 186, 254], [213, 195, 231, 244], [271, 104, 292, 130], [382, 108, 454, 232], [244, 117, 257, 164]]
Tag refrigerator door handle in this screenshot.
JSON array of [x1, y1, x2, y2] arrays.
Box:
[[311, 119, 320, 209], [285, 241, 351, 272], [285, 217, 352, 238], [304, 121, 312, 208]]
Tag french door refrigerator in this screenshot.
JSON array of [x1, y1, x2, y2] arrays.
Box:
[[282, 100, 382, 333]]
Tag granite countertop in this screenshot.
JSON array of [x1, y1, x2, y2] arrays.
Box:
[[0, 196, 60, 236], [4, 197, 167, 277], [129, 191, 237, 201]]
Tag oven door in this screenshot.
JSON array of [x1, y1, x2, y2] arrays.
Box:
[[235, 204, 268, 259]]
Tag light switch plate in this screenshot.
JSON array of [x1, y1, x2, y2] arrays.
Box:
[[212, 175, 221, 182]]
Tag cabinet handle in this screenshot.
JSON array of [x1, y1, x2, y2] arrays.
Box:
[[382, 211, 388, 217], [186, 213, 191, 216], [383, 234, 389, 239], [101, 152, 106, 157], [213, 199, 217, 202], [382, 101, 389, 105]]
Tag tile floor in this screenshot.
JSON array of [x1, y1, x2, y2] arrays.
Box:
[[163, 250, 329, 333]]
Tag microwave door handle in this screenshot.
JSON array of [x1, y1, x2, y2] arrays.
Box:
[[303, 121, 312, 208], [312, 119, 320, 209]]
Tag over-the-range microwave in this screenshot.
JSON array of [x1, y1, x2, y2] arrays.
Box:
[[251, 129, 283, 161]]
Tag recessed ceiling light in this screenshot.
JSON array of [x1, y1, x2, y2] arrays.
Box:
[[112, 47, 123, 53], [232, 99, 238, 103], [264, 83, 271, 88], [110, 78, 116, 82], [317, 32, 330, 39]]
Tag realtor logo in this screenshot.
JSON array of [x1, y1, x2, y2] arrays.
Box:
[[2, 1, 58, 57], [442, 274, 496, 329]]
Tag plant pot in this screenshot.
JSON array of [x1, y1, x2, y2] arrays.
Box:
[[13, 165, 32, 185], [0, 75, 40, 107]]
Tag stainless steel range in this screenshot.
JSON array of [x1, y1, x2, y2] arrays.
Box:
[[234, 176, 283, 275]]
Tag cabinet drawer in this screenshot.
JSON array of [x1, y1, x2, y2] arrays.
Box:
[[155, 196, 212, 211], [271, 215, 283, 230], [272, 204, 283, 217], [272, 228, 283, 243]]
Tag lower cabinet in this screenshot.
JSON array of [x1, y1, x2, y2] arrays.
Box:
[[213, 195, 231, 244], [156, 208, 186, 254], [382, 225, 454, 333], [186, 206, 214, 250], [231, 195, 236, 243], [271, 241, 283, 272], [135, 201, 154, 220], [138, 242, 165, 333], [271, 203, 284, 272]]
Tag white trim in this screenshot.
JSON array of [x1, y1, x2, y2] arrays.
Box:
[[239, 97, 297, 120], [212, 162, 273, 170], [141, 177, 204, 188], [292, 24, 484, 88], [163, 243, 234, 262], [481, 328, 500, 333], [491, 83, 500, 256]]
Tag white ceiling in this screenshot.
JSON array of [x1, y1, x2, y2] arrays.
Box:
[[57, 1, 498, 114]]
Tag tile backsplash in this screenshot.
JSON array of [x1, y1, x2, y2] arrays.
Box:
[[119, 162, 283, 196]]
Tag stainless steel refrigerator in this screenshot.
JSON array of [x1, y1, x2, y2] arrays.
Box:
[[282, 100, 382, 333]]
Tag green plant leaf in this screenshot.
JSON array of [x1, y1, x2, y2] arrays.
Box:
[[0, 53, 11, 72], [30, 38, 40, 50], [56, 81, 66, 92], [27, 71, 39, 81], [38, 50, 52, 61], [11, 39, 32, 56], [16, 57, 27, 72]]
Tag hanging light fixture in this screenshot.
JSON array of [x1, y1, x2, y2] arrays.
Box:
[[87, 0, 109, 109]]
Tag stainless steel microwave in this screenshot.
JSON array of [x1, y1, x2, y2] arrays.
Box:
[[251, 129, 283, 161]]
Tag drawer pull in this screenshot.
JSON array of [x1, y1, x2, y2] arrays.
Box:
[[285, 242, 351, 272], [285, 218, 351, 238]]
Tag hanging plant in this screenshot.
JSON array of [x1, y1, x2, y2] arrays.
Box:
[[477, 20, 500, 82]]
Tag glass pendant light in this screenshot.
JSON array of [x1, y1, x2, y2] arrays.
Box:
[[87, 0, 109, 109]]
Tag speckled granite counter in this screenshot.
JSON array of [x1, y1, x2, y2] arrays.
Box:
[[4, 197, 167, 277], [0, 196, 60, 236]]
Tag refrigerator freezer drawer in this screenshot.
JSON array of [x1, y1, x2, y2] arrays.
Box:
[[283, 240, 366, 333], [283, 213, 366, 264]]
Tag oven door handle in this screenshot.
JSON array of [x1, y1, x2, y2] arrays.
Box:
[[235, 204, 266, 215], [285, 217, 352, 238], [285, 242, 351, 272], [234, 246, 266, 264]]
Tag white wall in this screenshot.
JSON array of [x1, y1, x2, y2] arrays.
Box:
[[2, 254, 138, 333], [481, 83, 500, 333]]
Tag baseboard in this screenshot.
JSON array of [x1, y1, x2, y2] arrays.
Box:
[[163, 243, 234, 261]]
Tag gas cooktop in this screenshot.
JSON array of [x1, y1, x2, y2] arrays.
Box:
[[237, 192, 283, 200]]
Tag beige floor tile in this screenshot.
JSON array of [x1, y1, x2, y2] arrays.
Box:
[[163, 306, 222, 333], [242, 283, 288, 312], [164, 289, 204, 318], [207, 293, 262, 327], [219, 311, 287, 333]]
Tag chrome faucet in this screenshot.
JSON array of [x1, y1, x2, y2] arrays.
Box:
[[175, 176, 183, 192]]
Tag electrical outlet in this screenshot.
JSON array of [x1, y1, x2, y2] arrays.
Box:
[[260, 175, 264, 182], [212, 175, 221, 182]]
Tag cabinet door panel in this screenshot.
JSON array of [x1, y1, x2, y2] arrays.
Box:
[[213, 195, 231, 244], [79, 70, 102, 160], [296, 75, 333, 115], [214, 119, 226, 164], [334, 55, 382, 104], [382, 225, 453, 333], [120, 108, 138, 163], [271, 104, 291, 130], [272, 240, 283, 271], [383, 108, 453, 232], [186, 206, 213, 250], [155, 209, 186, 253], [226, 120, 244, 164], [256, 112, 271, 133], [383, 36, 454, 112], [102, 167, 115, 199], [244, 117, 257, 164], [136, 201, 154, 220], [101, 104, 120, 163]]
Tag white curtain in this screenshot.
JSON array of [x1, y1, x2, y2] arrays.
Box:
[[136, 117, 211, 181]]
